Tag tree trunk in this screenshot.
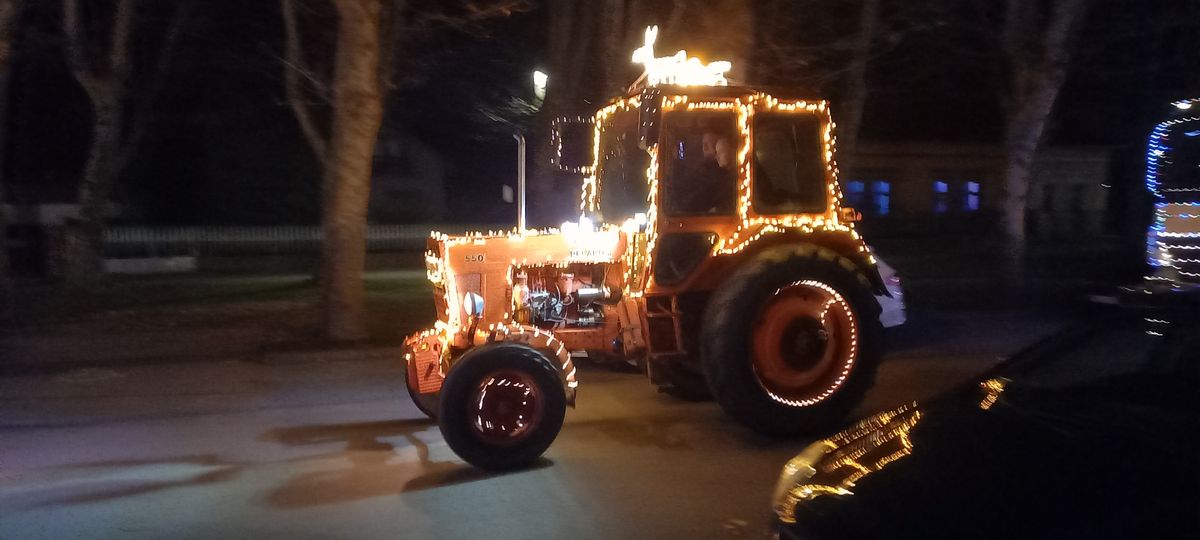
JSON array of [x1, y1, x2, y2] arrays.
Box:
[[1000, 0, 1089, 284], [0, 68, 11, 306], [62, 91, 122, 287], [0, 0, 20, 305], [837, 0, 879, 161], [58, 0, 133, 288], [321, 0, 384, 342]]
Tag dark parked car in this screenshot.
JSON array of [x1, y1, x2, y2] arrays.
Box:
[[771, 294, 1199, 539]]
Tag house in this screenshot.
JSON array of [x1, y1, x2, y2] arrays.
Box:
[[841, 143, 1112, 239], [368, 126, 448, 223]]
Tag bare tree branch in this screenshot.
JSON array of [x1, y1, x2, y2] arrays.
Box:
[[837, 0, 879, 156], [378, 0, 408, 91], [281, 0, 329, 167], [416, 0, 527, 30], [998, 0, 1091, 280], [109, 0, 135, 80], [0, 0, 22, 304], [0, 0, 17, 65], [118, 0, 194, 170], [663, 0, 688, 38], [61, 0, 91, 86]]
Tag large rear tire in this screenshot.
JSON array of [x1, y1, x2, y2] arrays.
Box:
[[437, 342, 567, 471], [701, 244, 883, 436]]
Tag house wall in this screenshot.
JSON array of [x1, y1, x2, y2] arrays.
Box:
[[841, 143, 1111, 239], [369, 130, 448, 223], [1028, 149, 1112, 238]]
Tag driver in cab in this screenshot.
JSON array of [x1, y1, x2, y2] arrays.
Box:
[[669, 120, 738, 215]]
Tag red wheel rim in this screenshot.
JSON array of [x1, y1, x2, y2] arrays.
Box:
[[751, 280, 858, 407], [471, 369, 543, 444]]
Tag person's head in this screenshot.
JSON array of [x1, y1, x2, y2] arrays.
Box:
[[702, 131, 735, 169]]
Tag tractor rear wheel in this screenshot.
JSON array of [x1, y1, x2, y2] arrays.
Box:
[[437, 342, 567, 470], [701, 244, 883, 436]]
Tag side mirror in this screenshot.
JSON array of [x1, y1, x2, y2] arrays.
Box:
[[638, 87, 662, 149], [551, 116, 594, 173], [839, 207, 862, 223]]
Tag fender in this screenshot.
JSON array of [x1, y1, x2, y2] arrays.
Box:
[[404, 323, 578, 406]]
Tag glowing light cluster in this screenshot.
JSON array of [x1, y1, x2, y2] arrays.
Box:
[[580, 96, 641, 213], [631, 26, 731, 87], [774, 402, 923, 523], [1144, 97, 1200, 286], [978, 377, 1009, 410], [488, 322, 578, 391], [552, 115, 595, 175], [624, 145, 660, 297], [1146, 108, 1200, 197]]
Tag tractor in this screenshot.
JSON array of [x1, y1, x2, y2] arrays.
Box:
[[403, 28, 892, 470]]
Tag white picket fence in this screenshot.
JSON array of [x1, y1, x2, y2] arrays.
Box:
[[103, 224, 503, 256]]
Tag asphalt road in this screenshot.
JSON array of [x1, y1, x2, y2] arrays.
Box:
[[0, 310, 1061, 540]]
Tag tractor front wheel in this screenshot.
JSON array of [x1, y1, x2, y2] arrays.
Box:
[[437, 342, 567, 470], [701, 245, 883, 436]]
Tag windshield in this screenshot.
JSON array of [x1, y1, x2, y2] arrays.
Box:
[[596, 109, 651, 223], [752, 112, 828, 214], [660, 110, 739, 216]]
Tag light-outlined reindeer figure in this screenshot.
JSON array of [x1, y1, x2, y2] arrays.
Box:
[[631, 25, 731, 87]]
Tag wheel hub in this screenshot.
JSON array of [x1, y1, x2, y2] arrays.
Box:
[[472, 370, 542, 444], [778, 316, 829, 371], [751, 280, 858, 406]]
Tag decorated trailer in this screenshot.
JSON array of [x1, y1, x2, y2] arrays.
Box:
[[403, 27, 893, 470], [1145, 98, 1200, 288]]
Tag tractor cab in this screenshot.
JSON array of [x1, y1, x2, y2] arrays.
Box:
[[566, 83, 877, 299]]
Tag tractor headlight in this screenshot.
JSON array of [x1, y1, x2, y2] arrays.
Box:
[[463, 291, 484, 318]]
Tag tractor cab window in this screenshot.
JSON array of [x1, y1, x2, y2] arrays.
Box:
[[751, 113, 828, 214], [661, 111, 739, 216], [596, 109, 651, 223]]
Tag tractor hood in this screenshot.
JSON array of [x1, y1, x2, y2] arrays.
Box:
[[425, 220, 631, 326]]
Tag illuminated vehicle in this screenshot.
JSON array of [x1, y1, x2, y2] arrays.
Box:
[[770, 296, 1199, 539], [403, 27, 893, 470], [1145, 98, 1200, 289]]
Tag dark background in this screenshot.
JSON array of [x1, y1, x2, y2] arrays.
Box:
[[4, 0, 1197, 225]]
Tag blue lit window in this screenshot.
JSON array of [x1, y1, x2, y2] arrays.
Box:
[[844, 180, 866, 209], [933, 181, 949, 214], [871, 181, 891, 216], [964, 181, 980, 211]]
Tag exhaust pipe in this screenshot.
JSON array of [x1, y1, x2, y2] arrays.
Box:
[[513, 132, 526, 231]]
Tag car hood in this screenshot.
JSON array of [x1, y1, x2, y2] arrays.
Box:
[[775, 376, 1200, 539]]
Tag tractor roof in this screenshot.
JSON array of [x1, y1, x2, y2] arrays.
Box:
[[623, 83, 825, 104]]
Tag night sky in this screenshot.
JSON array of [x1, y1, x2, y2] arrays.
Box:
[[3, 0, 1197, 225]]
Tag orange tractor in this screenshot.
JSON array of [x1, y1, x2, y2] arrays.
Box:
[[404, 30, 891, 469]]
